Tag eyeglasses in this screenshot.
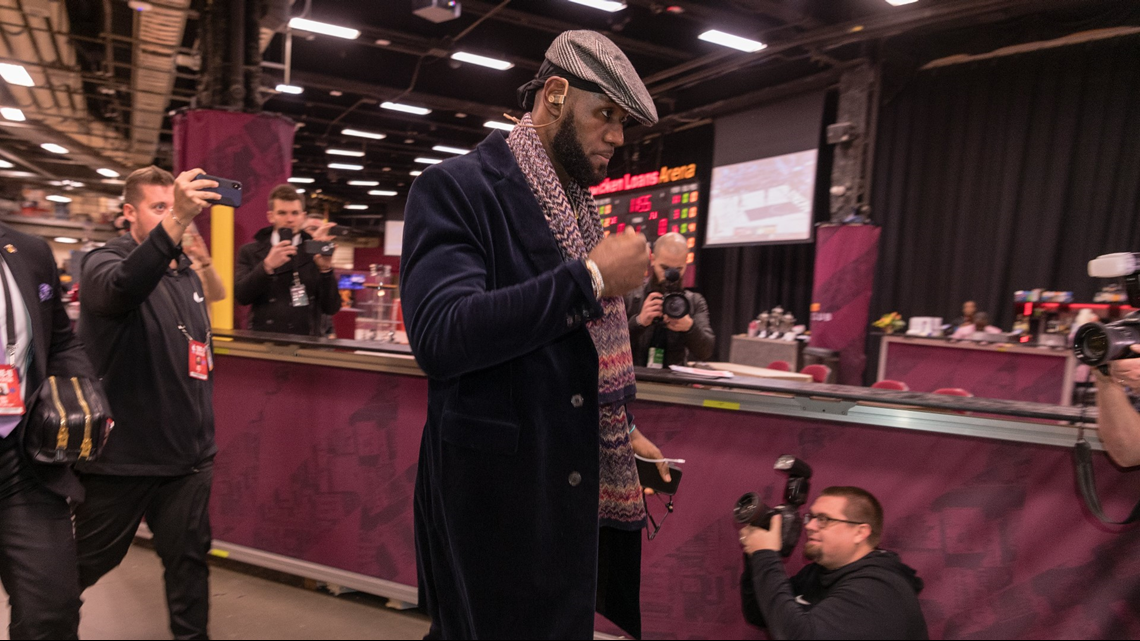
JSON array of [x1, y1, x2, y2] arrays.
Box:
[[804, 513, 865, 529]]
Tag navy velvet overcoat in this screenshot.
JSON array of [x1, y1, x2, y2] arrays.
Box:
[[400, 131, 607, 639]]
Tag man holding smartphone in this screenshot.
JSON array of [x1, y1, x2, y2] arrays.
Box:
[[234, 184, 341, 336], [76, 165, 222, 639]]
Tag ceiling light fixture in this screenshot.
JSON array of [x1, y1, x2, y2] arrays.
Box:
[[369, 190, 397, 197], [565, 0, 627, 12], [345, 204, 369, 210], [0, 107, 25, 121], [484, 120, 516, 132], [342, 128, 386, 140], [96, 168, 120, 178], [288, 17, 361, 40], [329, 163, 364, 171], [288, 177, 315, 184], [348, 180, 379, 187], [410, 170, 422, 176], [885, 0, 919, 5], [54, 237, 80, 244], [698, 29, 766, 53], [46, 195, 72, 203], [432, 145, 470, 155], [40, 143, 68, 154], [381, 101, 431, 116], [0, 63, 34, 87], [276, 84, 304, 95], [414, 157, 443, 165], [327, 149, 365, 157], [0, 159, 12, 169], [450, 52, 514, 71]]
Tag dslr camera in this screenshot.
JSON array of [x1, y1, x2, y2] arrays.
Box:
[[733, 455, 812, 557], [659, 267, 691, 320], [1073, 253, 1140, 367]]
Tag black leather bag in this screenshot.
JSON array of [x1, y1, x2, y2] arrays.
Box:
[[22, 375, 114, 465]]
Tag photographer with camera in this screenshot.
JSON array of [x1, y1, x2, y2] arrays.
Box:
[[626, 233, 714, 367], [235, 184, 341, 336], [1093, 347, 1140, 466], [739, 486, 928, 640]]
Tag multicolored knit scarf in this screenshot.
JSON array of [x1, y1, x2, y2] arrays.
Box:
[[507, 115, 645, 529]]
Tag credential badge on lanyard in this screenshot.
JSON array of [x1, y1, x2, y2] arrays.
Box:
[[290, 272, 309, 308]]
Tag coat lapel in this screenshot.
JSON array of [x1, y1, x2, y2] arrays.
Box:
[[0, 226, 46, 382], [482, 133, 564, 274]]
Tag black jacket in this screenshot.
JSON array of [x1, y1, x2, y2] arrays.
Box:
[[78, 224, 215, 476], [742, 549, 929, 640], [234, 227, 340, 336], [626, 285, 715, 366], [401, 131, 605, 639], [0, 224, 95, 501]]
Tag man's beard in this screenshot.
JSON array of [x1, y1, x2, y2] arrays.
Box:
[[803, 541, 822, 562], [552, 110, 605, 187]]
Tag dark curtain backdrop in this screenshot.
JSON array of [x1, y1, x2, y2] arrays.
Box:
[[697, 91, 837, 361], [871, 34, 1140, 329]]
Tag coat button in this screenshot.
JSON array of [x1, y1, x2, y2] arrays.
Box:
[[570, 394, 583, 408], [568, 472, 581, 487]]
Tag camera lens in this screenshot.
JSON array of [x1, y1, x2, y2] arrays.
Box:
[[733, 493, 760, 525], [663, 293, 690, 319], [1073, 320, 1140, 366]]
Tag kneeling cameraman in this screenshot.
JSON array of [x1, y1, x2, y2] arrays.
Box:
[[739, 486, 928, 640]]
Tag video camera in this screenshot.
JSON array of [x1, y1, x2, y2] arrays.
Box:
[[733, 455, 812, 557], [1073, 253, 1140, 367]]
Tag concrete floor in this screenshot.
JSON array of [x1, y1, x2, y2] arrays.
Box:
[[0, 544, 432, 640]]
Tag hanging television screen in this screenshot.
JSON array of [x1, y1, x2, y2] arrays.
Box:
[[705, 148, 818, 247]]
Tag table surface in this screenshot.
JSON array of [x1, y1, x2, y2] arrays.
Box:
[[706, 361, 813, 381]]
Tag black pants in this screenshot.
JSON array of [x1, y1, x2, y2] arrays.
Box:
[[74, 466, 213, 640], [0, 444, 81, 640], [596, 526, 643, 639]]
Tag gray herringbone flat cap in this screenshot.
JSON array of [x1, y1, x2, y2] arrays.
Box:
[[545, 30, 658, 126]]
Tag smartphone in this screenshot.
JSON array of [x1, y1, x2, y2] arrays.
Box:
[[328, 225, 352, 237], [636, 458, 683, 495], [195, 174, 243, 208], [303, 239, 336, 257]]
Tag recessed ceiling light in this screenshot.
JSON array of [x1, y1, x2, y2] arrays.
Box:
[[415, 157, 443, 165], [327, 149, 365, 157], [698, 29, 766, 53], [348, 180, 379, 186], [0, 159, 12, 169], [0, 107, 25, 121], [0, 63, 34, 87], [342, 128, 386, 140], [288, 177, 315, 184], [450, 52, 514, 71], [96, 168, 120, 178], [276, 84, 304, 95], [345, 204, 368, 210], [410, 170, 422, 176], [381, 102, 431, 116], [565, 0, 627, 12], [46, 195, 72, 203], [53, 236, 80, 244], [484, 120, 516, 132], [329, 163, 364, 171], [41, 143, 68, 154], [369, 190, 397, 197], [432, 145, 470, 155], [288, 17, 361, 40]]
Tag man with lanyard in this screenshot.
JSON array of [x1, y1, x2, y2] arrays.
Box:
[[402, 30, 672, 639], [75, 165, 221, 640], [0, 220, 96, 639]]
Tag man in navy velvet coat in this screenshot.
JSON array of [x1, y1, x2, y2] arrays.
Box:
[[400, 31, 660, 639]]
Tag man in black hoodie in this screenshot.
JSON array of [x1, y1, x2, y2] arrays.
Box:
[[234, 184, 340, 336], [739, 486, 928, 640]]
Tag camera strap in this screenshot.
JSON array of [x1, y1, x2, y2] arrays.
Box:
[[1074, 437, 1140, 524]]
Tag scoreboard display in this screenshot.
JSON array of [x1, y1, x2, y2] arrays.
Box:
[[595, 179, 701, 268]]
